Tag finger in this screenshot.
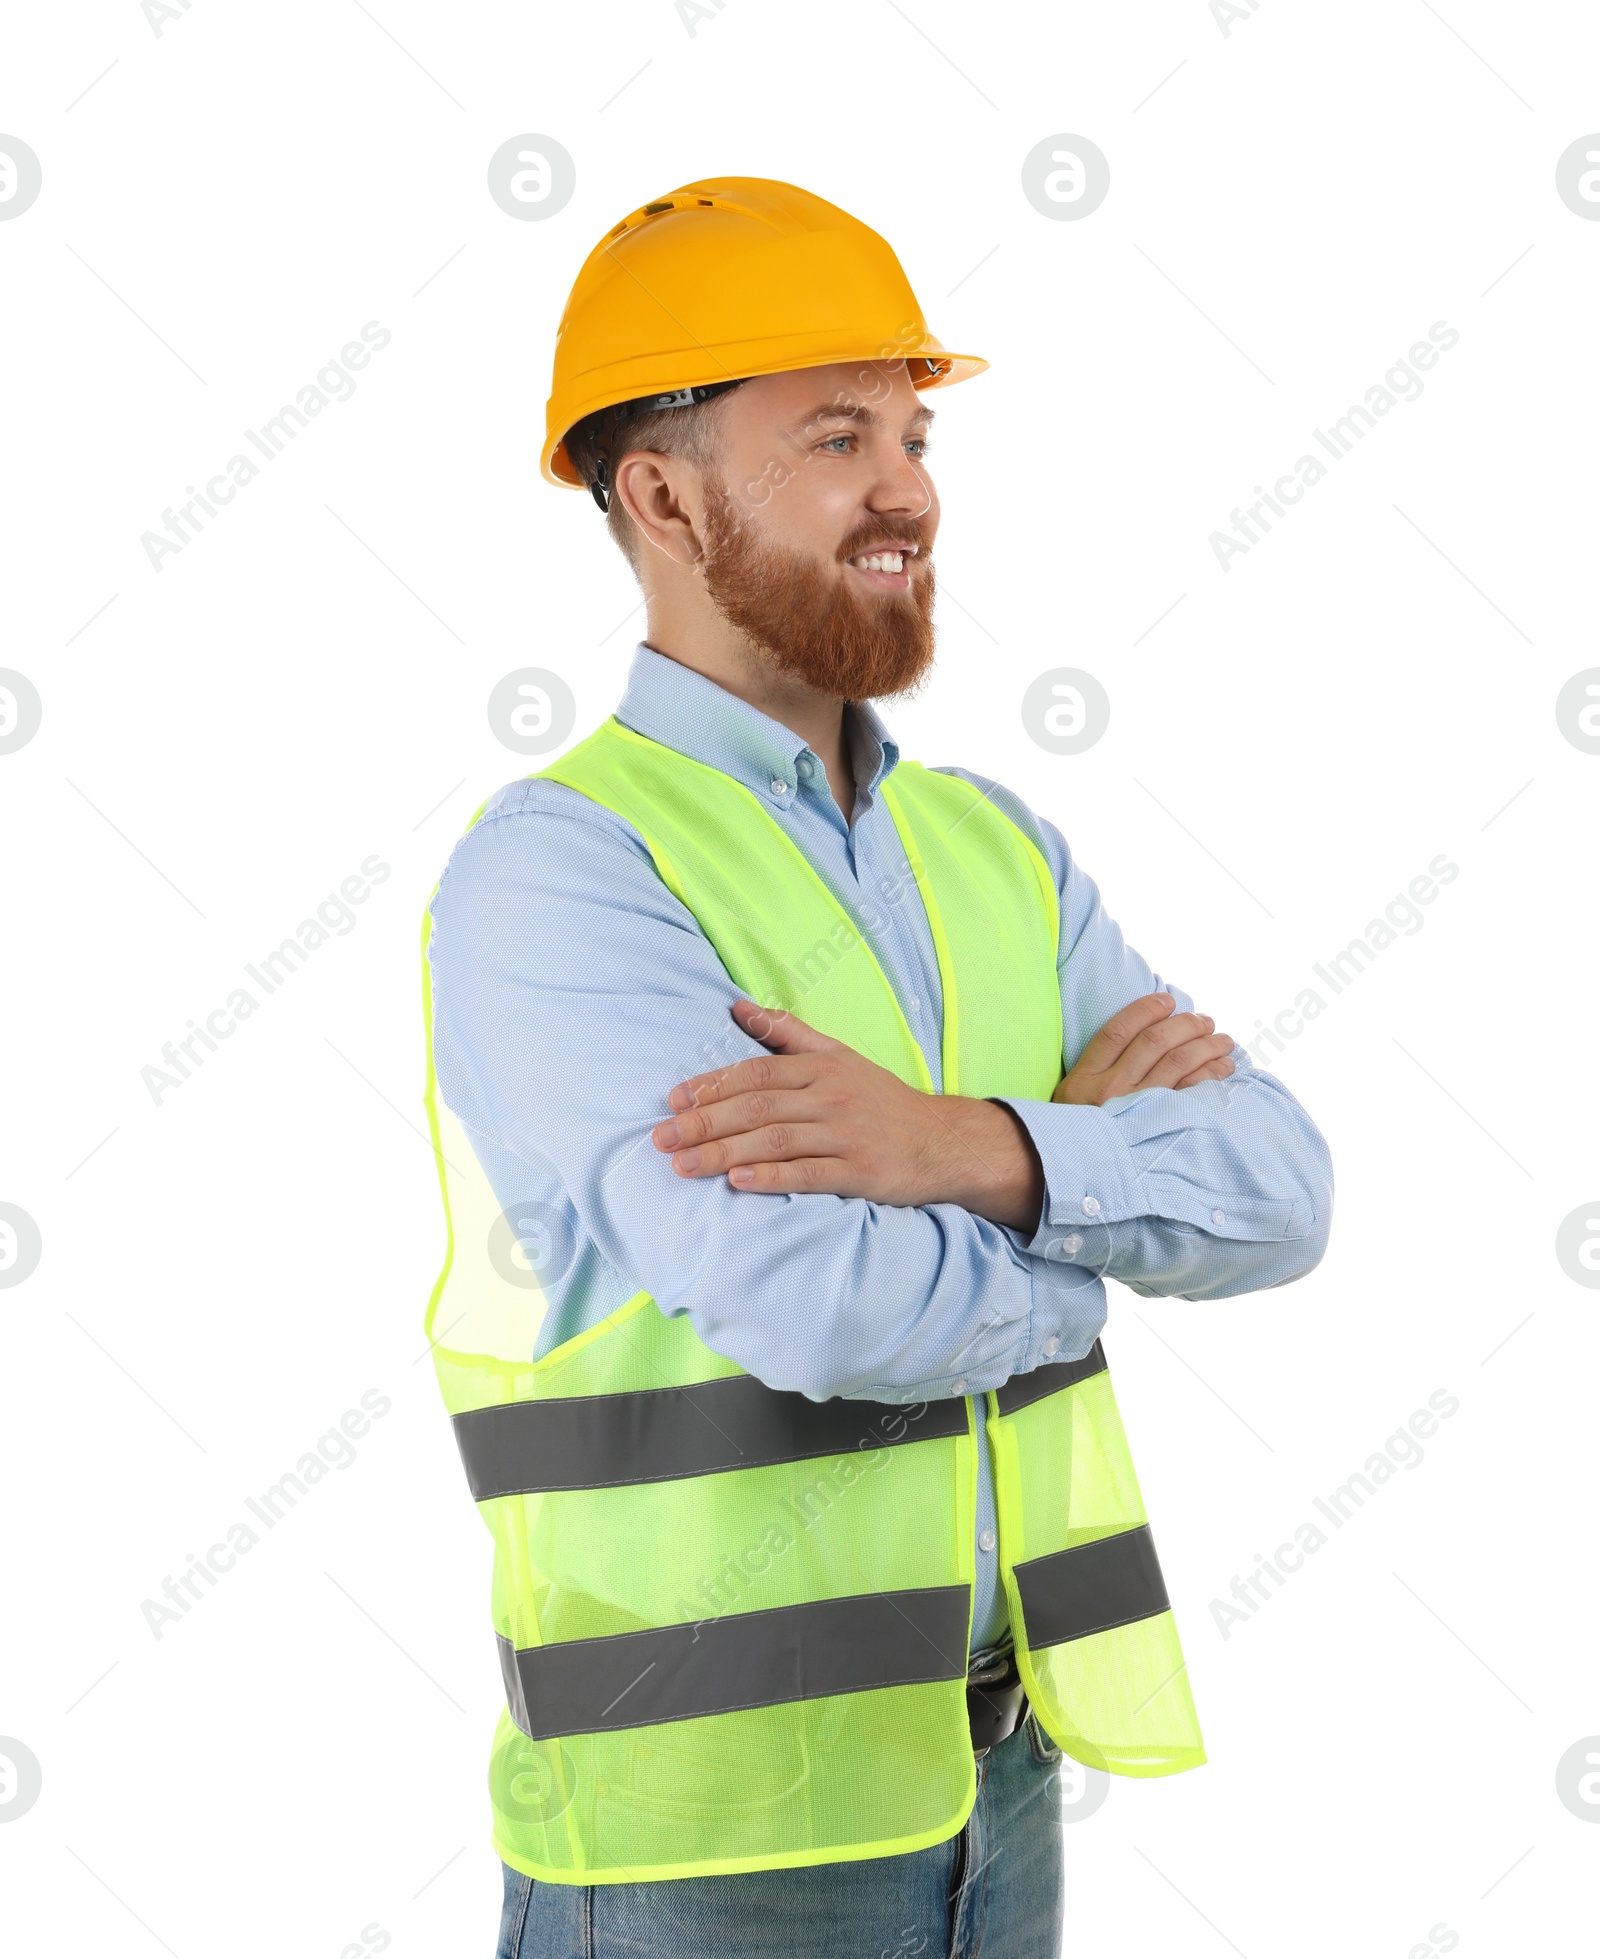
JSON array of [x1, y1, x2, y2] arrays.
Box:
[[1073, 992, 1175, 1075], [1119, 1011, 1214, 1078], [664, 1122, 833, 1179], [1099, 1013, 1210, 1095], [730, 997, 843, 1055], [727, 1156, 859, 1195], [1173, 1056, 1236, 1089], [1133, 1032, 1235, 1091], [653, 1085, 816, 1152], [666, 1049, 811, 1114]]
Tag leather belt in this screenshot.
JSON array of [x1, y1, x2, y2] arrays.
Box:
[[966, 1647, 1028, 1755]]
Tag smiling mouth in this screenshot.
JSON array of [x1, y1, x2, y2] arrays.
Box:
[[845, 545, 920, 587]]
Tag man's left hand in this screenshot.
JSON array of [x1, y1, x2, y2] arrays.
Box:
[[650, 998, 1045, 1231]]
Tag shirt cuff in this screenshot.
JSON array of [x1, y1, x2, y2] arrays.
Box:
[[986, 1094, 1147, 1261]]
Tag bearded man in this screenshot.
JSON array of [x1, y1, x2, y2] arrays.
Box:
[[421, 177, 1331, 1959]]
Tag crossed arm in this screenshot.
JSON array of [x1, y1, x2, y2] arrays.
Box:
[[651, 990, 1239, 1233], [430, 778, 1331, 1402]]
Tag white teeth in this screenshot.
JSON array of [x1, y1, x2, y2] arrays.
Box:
[[853, 552, 905, 573]]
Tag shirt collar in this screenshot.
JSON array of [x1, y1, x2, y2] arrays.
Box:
[[613, 642, 901, 812]]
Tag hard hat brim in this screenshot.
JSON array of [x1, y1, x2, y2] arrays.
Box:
[[543, 346, 988, 490]]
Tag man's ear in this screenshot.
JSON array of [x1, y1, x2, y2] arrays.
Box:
[[613, 450, 702, 568]]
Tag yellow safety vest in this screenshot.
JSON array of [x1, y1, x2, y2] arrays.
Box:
[[420, 715, 1204, 1885]]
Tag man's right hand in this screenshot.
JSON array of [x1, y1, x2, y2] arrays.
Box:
[[1052, 992, 1236, 1107]]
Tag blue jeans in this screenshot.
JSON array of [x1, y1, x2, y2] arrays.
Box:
[[495, 1710, 1065, 1958]]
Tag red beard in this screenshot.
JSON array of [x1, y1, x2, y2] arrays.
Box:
[[698, 476, 938, 703]]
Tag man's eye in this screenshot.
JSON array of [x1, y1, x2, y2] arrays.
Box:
[[906, 439, 930, 459], [821, 435, 853, 452]]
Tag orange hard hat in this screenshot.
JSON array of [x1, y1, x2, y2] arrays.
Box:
[[541, 175, 988, 490]]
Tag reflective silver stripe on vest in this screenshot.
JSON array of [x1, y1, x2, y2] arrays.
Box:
[[455, 1378, 968, 1500], [1013, 1525, 1170, 1646], [496, 1585, 971, 1738], [992, 1340, 1107, 1416]]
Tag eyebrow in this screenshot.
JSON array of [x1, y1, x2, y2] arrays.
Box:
[[784, 399, 936, 436]]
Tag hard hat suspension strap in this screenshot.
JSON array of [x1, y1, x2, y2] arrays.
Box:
[[587, 379, 748, 514]]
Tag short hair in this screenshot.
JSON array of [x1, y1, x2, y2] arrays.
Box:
[[563, 388, 742, 580]]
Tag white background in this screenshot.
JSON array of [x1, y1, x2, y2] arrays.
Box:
[[3, 2, 1598, 1953]]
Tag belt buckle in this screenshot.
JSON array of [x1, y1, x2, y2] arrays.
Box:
[[967, 1650, 1026, 1756]]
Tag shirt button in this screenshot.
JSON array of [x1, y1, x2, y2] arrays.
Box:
[[1042, 1337, 1060, 1358], [951, 1380, 967, 1395], [1060, 1233, 1083, 1256], [909, 996, 921, 1013], [797, 757, 813, 777], [770, 777, 788, 796], [1211, 1208, 1226, 1225], [978, 1528, 996, 1553], [1081, 1195, 1101, 1217]]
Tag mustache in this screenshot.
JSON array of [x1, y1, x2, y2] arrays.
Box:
[[836, 526, 930, 560]]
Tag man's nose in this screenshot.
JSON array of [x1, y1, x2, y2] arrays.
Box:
[[866, 447, 935, 522]]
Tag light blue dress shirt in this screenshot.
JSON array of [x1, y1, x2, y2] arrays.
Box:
[[427, 643, 1333, 1655]]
